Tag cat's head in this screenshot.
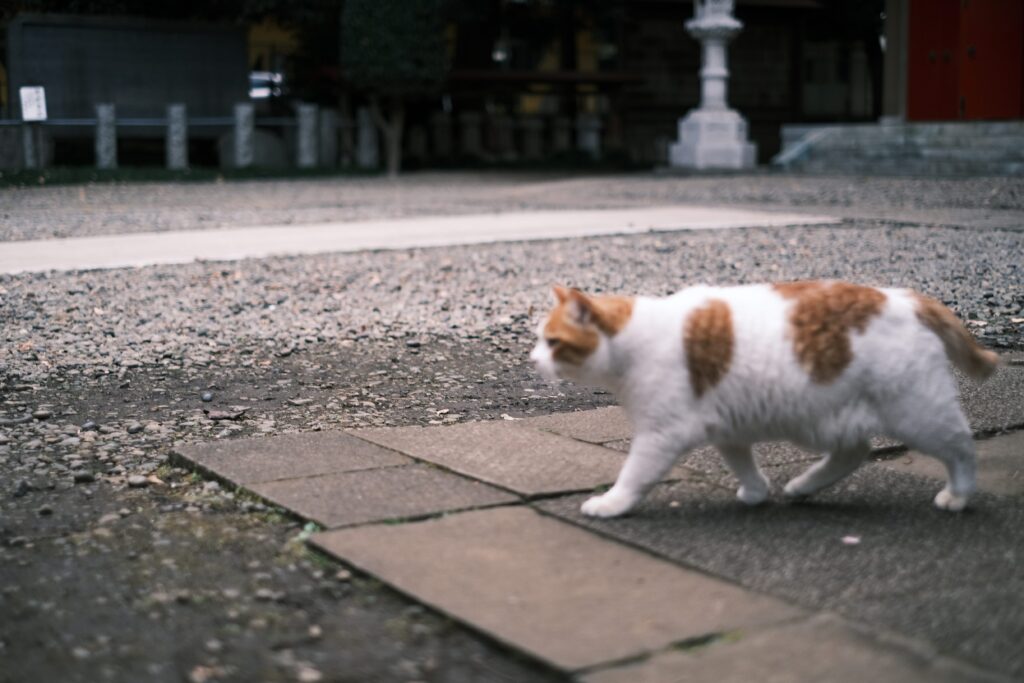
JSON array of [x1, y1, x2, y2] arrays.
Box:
[[530, 285, 633, 383]]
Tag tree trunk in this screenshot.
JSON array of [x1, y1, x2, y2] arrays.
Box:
[[370, 96, 405, 178]]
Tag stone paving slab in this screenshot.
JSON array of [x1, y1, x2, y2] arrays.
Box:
[[350, 422, 633, 496], [171, 431, 411, 485], [537, 465, 1024, 680], [311, 507, 802, 672], [517, 406, 632, 444], [881, 431, 1024, 496], [582, 614, 1002, 683], [250, 464, 518, 528]]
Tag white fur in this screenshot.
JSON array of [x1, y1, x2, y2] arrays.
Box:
[[530, 285, 978, 516]]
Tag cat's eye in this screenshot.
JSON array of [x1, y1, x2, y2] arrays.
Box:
[[545, 337, 560, 348]]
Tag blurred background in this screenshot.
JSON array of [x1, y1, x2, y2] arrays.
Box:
[[1, 0, 1022, 175]]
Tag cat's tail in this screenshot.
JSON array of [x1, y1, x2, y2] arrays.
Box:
[[914, 293, 1000, 381]]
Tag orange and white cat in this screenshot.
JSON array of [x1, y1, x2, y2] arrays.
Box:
[[531, 282, 999, 517]]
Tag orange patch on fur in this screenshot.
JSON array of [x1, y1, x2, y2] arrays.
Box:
[[543, 289, 634, 365], [588, 295, 634, 336], [684, 298, 734, 397], [913, 292, 1000, 379], [773, 281, 886, 383]]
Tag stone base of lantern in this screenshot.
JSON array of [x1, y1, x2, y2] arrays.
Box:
[[669, 108, 756, 170]]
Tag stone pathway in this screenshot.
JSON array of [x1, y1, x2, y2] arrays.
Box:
[[0, 206, 836, 274], [172, 362, 1024, 681]]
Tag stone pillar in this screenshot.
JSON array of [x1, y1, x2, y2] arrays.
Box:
[[458, 111, 483, 159], [296, 103, 318, 169], [552, 116, 573, 154], [21, 124, 41, 170], [520, 116, 544, 160], [166, 104, 188, 170], [576, 113, 602, 159], [233, 103, 255, 169], [669, 0, 756, 170], [356, 107, 379, 169], [95, 104, 117, 170], [319, 108, 338, 168], [431, 112, 453, 159]]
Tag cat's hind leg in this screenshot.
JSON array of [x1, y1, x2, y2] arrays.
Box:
[[783, 441, 870, 499], [581, 430, 699, 518], [718, 443, 770, 505], [886, 413, 976, 512]]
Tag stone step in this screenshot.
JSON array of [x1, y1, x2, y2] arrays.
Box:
[[777, 121, 1024, 175]]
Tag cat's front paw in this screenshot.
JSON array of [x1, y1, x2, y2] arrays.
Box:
[[580, 491, 638, 518], [934, 487, 969, 512]]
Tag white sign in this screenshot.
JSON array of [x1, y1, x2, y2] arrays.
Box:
[[19, 86, 47, 121]]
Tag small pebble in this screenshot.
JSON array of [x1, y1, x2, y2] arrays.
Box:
[[37, 504, 53, 516], [32, 409, 52, 420], [127, 475, 149, 488], [126, 422, 144, 435], [201, 391, 214, 402], [73, 471, 95, 484], [80, 420, 99, 432]]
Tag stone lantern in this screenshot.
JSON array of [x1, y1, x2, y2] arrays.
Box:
[[669, 0, 756, 169]]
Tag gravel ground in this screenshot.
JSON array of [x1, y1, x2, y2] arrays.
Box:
[[2, 174, 1023, 682], [2, 172, 1024, 241]]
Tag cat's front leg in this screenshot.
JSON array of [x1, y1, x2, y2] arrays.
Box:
[[582, 431, 690, 518]]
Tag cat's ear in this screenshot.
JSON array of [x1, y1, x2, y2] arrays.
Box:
[[565, 288, 596, 326], [552, 284, 571, 304]]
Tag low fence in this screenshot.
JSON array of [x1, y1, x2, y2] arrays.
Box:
[[1, 102, 607, 172]]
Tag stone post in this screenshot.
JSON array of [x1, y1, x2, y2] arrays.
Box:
[[233, 103, 255, 169], [458, 112, 483, 159], [296, 103, 318, 169], [166, 104, 188, 170], [21, 124, 41, 170], [95, 103, 117, 170], [576, 113, 602, 160], [355, 107, 379, 169], [668, 0, 756, 169], [521, 116, 544, 160], [319, 108, 338, 168], [431, 112, 453, 159]]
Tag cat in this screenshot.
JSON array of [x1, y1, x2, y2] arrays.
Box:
[[530, 282, 1000, 518]]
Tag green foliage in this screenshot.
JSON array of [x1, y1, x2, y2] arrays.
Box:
[[340, 0, 447, 97]]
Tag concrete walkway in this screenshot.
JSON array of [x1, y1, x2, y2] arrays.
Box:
[[172, 362, 1024, 682], [0, 206, 837, 274]]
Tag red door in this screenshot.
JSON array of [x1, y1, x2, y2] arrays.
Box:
[[958, 0, 1024, 119], [907, 0, 1024, 121], [907, 0, 960, 120]]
